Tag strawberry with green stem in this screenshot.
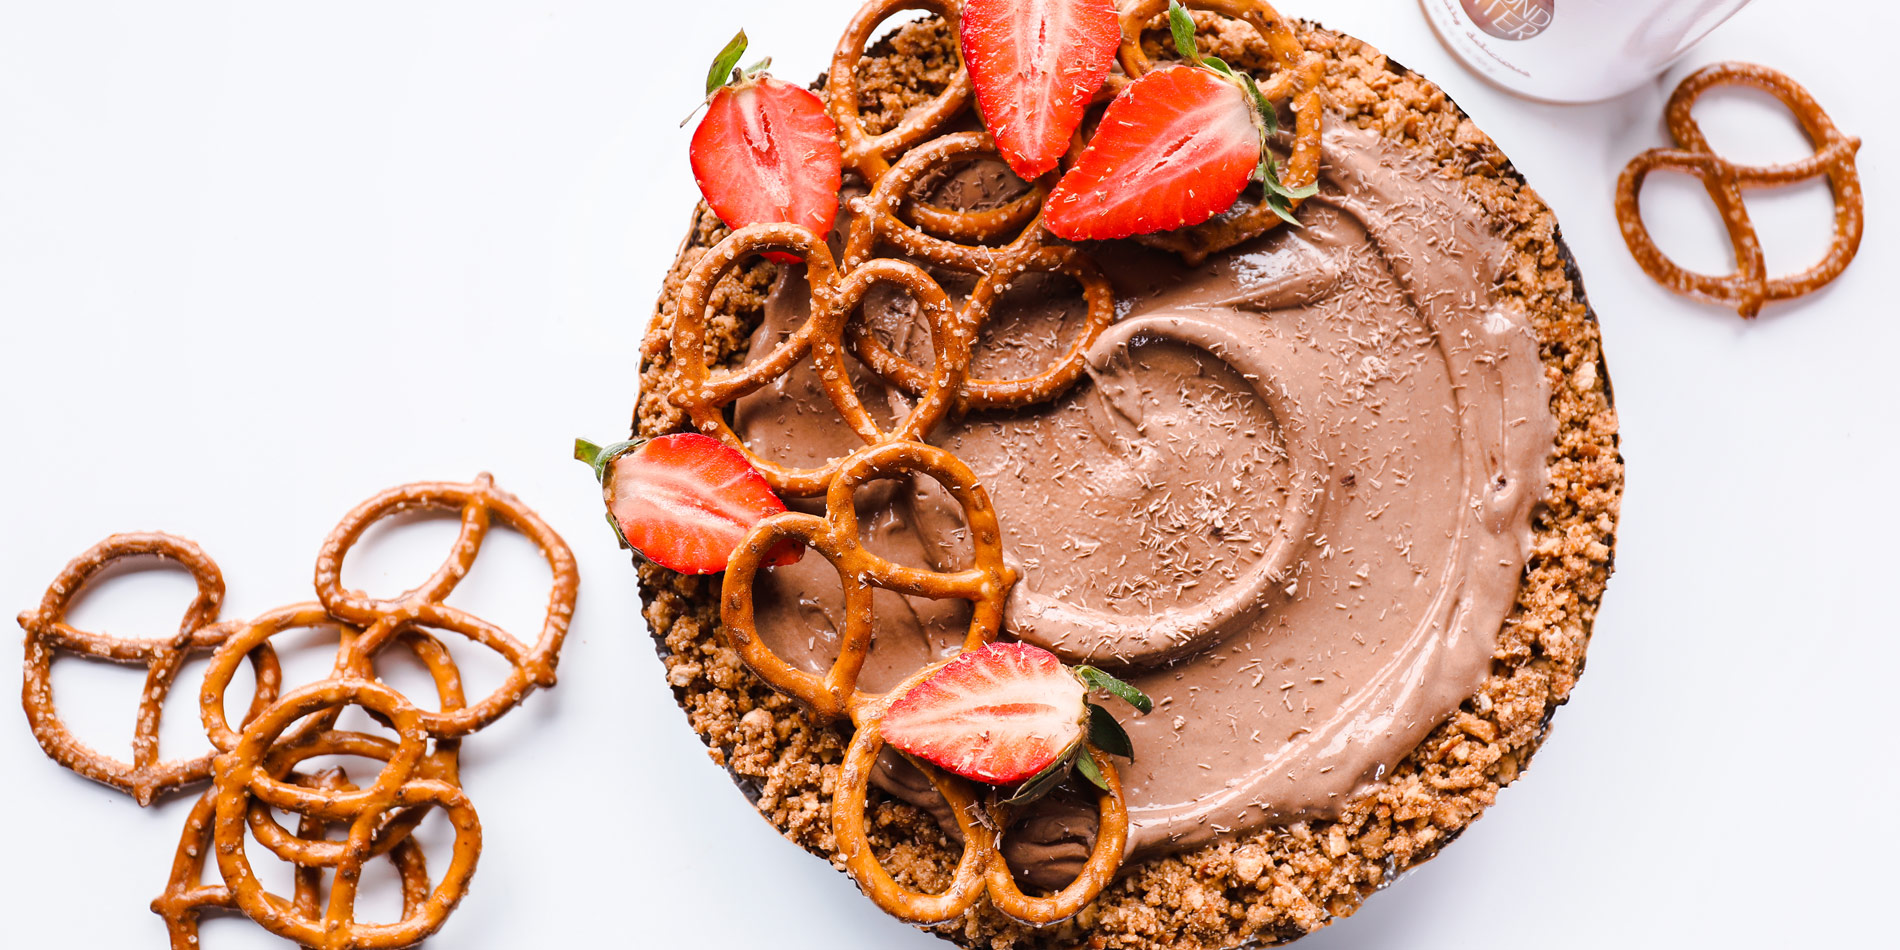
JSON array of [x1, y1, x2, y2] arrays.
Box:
[[879, 642, 1152, 805], [687, 30, 843, 255], [1044, 0, 1318, 241], [575, 433, 801, 575]]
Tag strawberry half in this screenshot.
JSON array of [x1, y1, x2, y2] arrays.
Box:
[[1043, 65, 1256, 241], [688, 31, 843, 249], [1043, 1, 1316, 241], [575, 433, 801, 575], [879, 642, 1151, 802], [960, 0, 1121, 180]]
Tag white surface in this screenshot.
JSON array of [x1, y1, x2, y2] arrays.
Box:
[[1, 1, 1894, 947]]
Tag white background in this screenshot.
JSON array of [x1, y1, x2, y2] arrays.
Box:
[[1, 1, 1894, 947]]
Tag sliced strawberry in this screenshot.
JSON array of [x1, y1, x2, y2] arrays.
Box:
[[575, 434, 800, 575], [689, 44, 843, 247], [1043, 64, 1259, 241], [881, 643, 1089, 785], [960, 0, 1121, 180]]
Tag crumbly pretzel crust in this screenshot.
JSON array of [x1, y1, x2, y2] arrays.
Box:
[[634, 16, 1621, 949]]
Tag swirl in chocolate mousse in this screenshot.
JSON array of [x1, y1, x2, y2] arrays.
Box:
[[732, 116, 1555, 879]]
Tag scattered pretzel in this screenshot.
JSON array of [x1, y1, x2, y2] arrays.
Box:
[[314, 474, 580, 667], [1616, 62, 1863, 318], [213, 679, 483, 950], [17, 533, 279, 805], [153, 765, 433, 950], [18, 475, 576, 947]]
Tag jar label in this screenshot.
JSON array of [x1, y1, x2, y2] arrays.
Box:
[[1459, 0, 1556, 40]]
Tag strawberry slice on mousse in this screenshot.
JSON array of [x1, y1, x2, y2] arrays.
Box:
[[880, 642, 1151, 803], [1044, 0, 1317, 241], [959, 0, 1122, 180]]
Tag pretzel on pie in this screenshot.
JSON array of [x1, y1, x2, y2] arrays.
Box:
[[832, 686, 1132, 926], [670, 223, 973, 497], [17, 533, 280, 805], [719, 440, 1012, 721], [1616, 62, 1863, 318], [717, 440, 1132, 925]]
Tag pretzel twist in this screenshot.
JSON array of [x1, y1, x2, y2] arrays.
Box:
[[19, 475, 574, 944], [17, 533, 280, 805], [832, 692, 997, 924], [315, 474, 580, 691], [1616, 62, 1863, 318], [720, 441, 1011, 721], [670, 224, 973, 497], [828, 0, 974, 183], [212, 679, 482, 950], [152, 768, 435, 950], [983, 746, 1129, 923]]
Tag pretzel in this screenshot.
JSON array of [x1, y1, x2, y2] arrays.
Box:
[[833, 132, 1112, 413], [20, 475, 573, 946], [831, 674, 998, 925], [1616, 62, 1863, 318], [828, 671, 1133, 926], [841, 131, 1052, 273], [152, 766, 433, 950], [982, 746, 1129, 923], [17, 533, 280, 805], [717, 439, 1132, 923], [720, 440, 1012, 721], [213, 678, 482, 950], [1114, 0, 1325, 263], [669, 223, 972, 497], [828, 0, 973, 184], [314, 474, 580, 678]]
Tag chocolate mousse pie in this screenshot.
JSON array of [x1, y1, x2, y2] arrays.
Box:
[[623, 2, 1621, 947]]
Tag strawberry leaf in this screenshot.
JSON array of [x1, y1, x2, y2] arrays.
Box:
[[1168, 1, 1202, 67], [1234, 70, 1277, 138], [1002, 745, 1080, 806], [1086, 702, 1134, 758], [1075, 749, 1111, 792], [1267, 193, 1301, 226], [705, 30, 749, 96], [1075, 665, 1154, 713], [574, 437, 643, 482], [603, 511, 633, 551]]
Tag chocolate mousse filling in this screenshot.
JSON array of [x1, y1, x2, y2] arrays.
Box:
[[730, 114, 1555, 878]]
